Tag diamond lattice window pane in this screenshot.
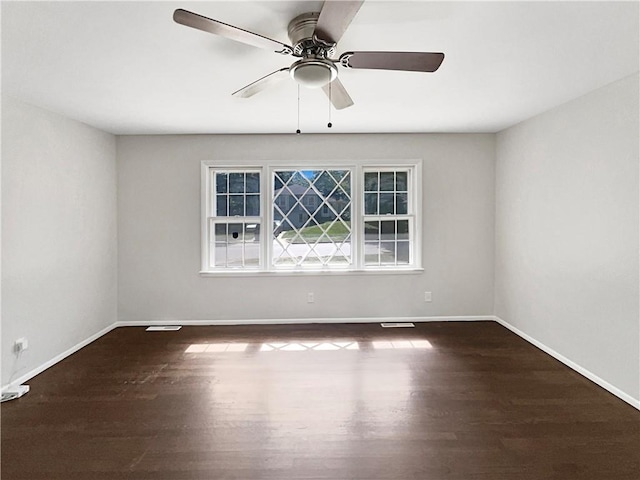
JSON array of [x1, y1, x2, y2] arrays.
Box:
[[273, 169, 352, 267], [314, 171, 337, 196]]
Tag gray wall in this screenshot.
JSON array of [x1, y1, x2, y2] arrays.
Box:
[[495, 73, 640, 403], [117, 133, 496, 322], [1, 96, 118, 387], [5, 75, 637, 406]]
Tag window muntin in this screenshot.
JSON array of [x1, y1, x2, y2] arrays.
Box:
[[208, 169, 262, 269], [363, 169, 413, 267], [215, 171, 260, 217], [364, 219, 411, 266], [202, 163, 419, 273], [272, 169, 352, 267], [212, 221, 261, 268], [364, 171, 408, 215]]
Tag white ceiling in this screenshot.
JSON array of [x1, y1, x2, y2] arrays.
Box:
[[2, 1, 638, 135]]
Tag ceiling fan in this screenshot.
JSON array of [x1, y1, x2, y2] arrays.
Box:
[[173, 1, 444, 110]]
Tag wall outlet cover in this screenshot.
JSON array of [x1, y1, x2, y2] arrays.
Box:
[[14, 337, 29, 353]]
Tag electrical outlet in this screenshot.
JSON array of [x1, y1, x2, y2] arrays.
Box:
[[14, 338, 28, 354], [307, 292, 314, 303], [1, 384, 29, 402], [424, 291, 432, 302]]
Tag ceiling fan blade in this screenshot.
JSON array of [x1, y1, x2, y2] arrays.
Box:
[[173, 9, 293, 55], [232, 68, 291, 98], [314, 1, 364, 44], [340, 51, 445, 72], [322, 78, 354, 110]]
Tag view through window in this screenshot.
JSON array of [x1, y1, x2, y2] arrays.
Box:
[[202, 162, 420, 273], [273, 169, 351, 267]]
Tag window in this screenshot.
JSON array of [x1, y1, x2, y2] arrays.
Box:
[[273, 169, 351, 267], [363, 169, 412, 266], [202, 162, 420, 273], [207, 170, 262, 269]]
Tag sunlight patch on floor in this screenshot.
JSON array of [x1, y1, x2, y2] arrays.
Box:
[[260, 341, 360, 352], [185, 343, 248, 353], [372, 340, 432, 349], [185, 339, 433, 353]]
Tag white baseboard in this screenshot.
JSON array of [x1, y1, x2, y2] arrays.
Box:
[[1, 322, 118, 393], [116, 315, 493, 327], [6, 315, 637, 412], [493, 315, 640, 410], [1, 316, 490, 391]]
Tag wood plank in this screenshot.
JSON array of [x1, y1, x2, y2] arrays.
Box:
[[2, 322, 638, 479]]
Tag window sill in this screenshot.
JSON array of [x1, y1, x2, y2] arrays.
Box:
[[199, 268, 424, 277]]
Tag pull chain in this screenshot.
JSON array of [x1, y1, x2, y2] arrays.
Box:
[[296, 84, 301, 135], [327, 81, 333, 128]]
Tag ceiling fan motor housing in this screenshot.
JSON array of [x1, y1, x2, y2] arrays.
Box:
[[287, 12, 338, 88], [287, 12, 336, 57]]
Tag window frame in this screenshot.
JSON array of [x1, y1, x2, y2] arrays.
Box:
[[202, 165, 266, 271], [201, 160, 422, 275], [270, 166, 355, 270], [362, 166, 416, 268]]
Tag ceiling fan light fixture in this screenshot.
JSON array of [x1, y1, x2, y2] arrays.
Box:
[[290, 58, 337, 89]]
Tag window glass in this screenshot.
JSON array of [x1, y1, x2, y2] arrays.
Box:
[[246, 173, 260, 193], [211, 171, 261, 268], [363, 169, 412, 267], [273, 169, 351, 267], [205, 165, 417, 273], [215, 171, 261, 218]]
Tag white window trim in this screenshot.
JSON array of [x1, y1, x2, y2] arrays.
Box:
[[201, 164, 267, 271], [200, 160, 422, 275], [269, 164, 357, 271], [362, 165, 420, 268]]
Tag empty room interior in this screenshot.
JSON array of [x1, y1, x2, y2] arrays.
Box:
[[1, 1, 639, 479]]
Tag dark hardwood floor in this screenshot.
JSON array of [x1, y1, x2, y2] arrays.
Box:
[[2, 322, 638, 479]]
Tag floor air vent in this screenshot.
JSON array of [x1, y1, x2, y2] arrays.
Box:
[[146, 326, 182, 331], [380, 322, 415, 328]]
